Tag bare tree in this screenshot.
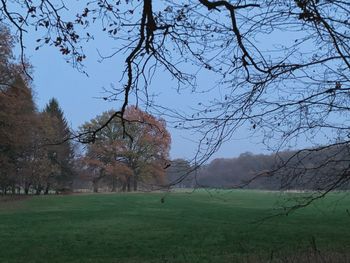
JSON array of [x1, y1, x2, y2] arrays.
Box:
[[2, 1, 350, 202]]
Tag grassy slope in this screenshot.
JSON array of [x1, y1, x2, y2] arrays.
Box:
[[0, 190, 349, 263]]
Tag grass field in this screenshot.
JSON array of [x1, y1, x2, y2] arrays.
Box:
[[0, 190, 349, 263]]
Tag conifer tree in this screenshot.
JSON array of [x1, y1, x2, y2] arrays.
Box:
[[44, 98, 75, 192]]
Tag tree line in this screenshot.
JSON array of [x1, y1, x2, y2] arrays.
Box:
[[0, 26, 75, 195], [0, 25, 172, 194], [194, 147, 350, 191]]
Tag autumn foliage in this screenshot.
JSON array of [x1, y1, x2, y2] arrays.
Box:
[[0, 25, 75, 195], [80, 106, 171, 192], [1, 25, 171, 194]]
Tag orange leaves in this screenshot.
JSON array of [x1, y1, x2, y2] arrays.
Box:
[[124, 105, 171, 161], [105, 162, 133, 179], [79, 105, 171, 190]]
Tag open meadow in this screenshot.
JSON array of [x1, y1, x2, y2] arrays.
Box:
[[0, 190, 349, 263]]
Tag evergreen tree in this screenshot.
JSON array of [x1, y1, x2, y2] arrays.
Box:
[[44, 98, 75, 192]]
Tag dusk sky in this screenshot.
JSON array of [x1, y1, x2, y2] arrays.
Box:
[[20, 26, 269, 161], [27, 44, 266, 160], [13, 1, 333, 162]]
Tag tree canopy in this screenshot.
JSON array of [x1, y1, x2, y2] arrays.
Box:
[[80, 106, 171, 192], [44, 98, 75, 191]]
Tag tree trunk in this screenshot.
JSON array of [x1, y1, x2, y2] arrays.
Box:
[[111, 177, 117, 192], [11, 185, 16, 195], [44, 184, 50, 195], [92, 179, 99, 193], [127, 177, 131, 192], [24, 185, 30, 195], [133, 175, 138, 192], [122, 181, 126, 192], [35, 187, 42, 195]]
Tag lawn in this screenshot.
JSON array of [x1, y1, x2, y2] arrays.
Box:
[[0, 190, 349, 263]]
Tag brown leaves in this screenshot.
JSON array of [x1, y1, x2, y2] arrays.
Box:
[[79, 106, 171, 190]]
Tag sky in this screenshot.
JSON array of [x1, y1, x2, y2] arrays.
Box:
[[25, 41, 267, 161], [8, 1, 337, 162], [10, 1, 288, 162]]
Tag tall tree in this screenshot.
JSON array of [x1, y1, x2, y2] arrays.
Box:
[[44, 98, 75, 192], [80, 106, 171, 192], [23, 112, 60, 195], [0, 25, 15, 87], [0, 75, 36, 194], [0, 24, 36, 193]]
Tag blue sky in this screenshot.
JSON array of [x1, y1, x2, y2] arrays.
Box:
[[23, 32, 268, 161], [12, 1, 314, 161], [10, 1, 337, 162]]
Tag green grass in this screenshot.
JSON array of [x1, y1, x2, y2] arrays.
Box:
[[0, 190, 349, 263]]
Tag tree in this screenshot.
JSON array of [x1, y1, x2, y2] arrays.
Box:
[[2, 1, 350, 202], [44, 98, 75, 192], [0, 74, 36, 194], [0, 77, 64, 195], [23, 112, 61, 195], [166, 159, 195, 188], [0, 24, 36, 194], [80, 106, 171, 192], [0, 25, 67, 195]]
